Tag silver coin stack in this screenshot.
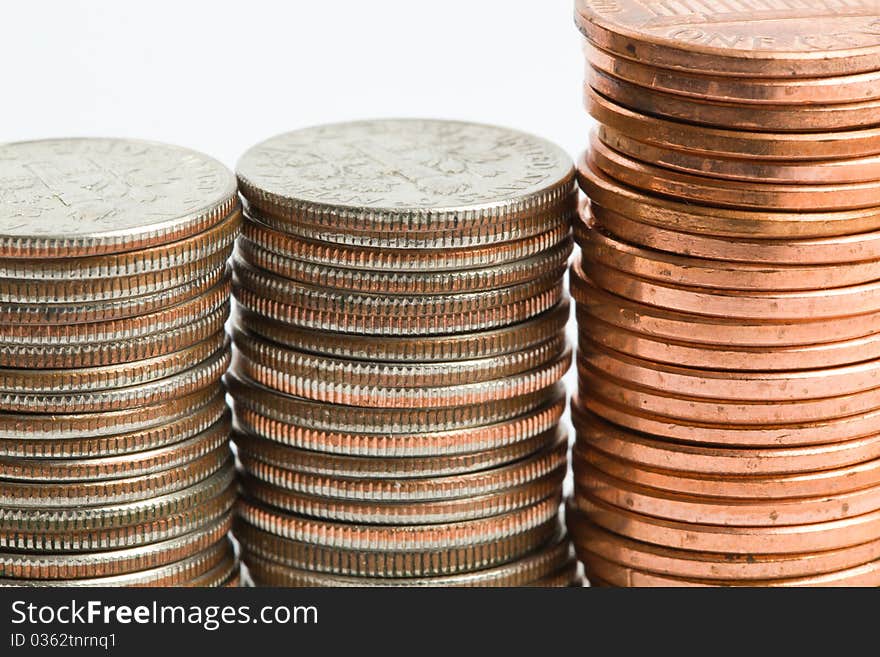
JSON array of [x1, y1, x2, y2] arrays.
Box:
[[0, 139, 240, 587], [230, 119, 580, 587]]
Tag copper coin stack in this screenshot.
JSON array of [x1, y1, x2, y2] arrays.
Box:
[[0, 139, 240, 587], [569, 2, 880, 586], [230, 119, 580, 587]]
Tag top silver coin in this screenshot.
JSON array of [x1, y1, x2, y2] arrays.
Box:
[[0, 139, 237, 258], [236, 120, 575, 231]]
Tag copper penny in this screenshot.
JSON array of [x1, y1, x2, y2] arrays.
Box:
[[579, 341, 880, 401], [578, 312, 880, 371], [580, 257, 880, 320], [569, 514, 880, 583], [579, 367, 880, 425], [579, 157, 880, 239], [574, 466, 880, 526], [578, 548, 880, 587], [572, 494, 880, 554], [571, 263, 880, 347], [586, 40, 880, 105], [574, 0, 880, 79], [586, 88, 880, 162], [572, 404, 880, 476], [580, 393, 880, 448], [581, 223, 880, 290], [587, 66, 880, 133], [583, 203, 880, 265], [588, 137, 880, 211], [598, 125, 880, 185], [575, 445, 880, 500]]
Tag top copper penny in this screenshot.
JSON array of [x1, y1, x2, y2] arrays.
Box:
[[236, 120, 575, 233], [575, 0, 880, 78], [0, 139, 237, 258]]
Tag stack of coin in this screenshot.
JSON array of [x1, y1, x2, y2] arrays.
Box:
[[0, 139, 240, 587], [569, 2, 880, 586], [230, 119, 579, 587]]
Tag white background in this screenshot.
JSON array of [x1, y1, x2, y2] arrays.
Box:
[[3, 0, 590, 167]]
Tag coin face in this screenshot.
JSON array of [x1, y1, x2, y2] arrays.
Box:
[[236, 119, 574, 228], [0, 138, 237, 257], [575, 0, 880, 77]]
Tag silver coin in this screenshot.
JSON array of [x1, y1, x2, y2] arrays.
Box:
[[0, 138, 237, 257], [236, 119, 575, 232]]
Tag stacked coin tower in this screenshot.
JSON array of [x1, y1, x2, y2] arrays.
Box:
[[569, 3, 880, 586], [230, 119, 579, 587], [0, 139, 240, 586]]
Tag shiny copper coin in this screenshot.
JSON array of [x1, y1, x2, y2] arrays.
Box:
[[234, 347, 570, 408], [0, 385, 224, 444], [583, 203, 880, 266], [0, 276, 230, 346], [238, 300, 569, 362], [0, 209, 240, 281], [239, 237, 571, 295], [574, 465, 880, 526], [572, 494, 880, 554], [599, 125, 880, 185], [1, 418, 230, 481], [587, 66, 880, 134], [579, 157, 880, 239], [0, 265, 227, 326], [232, 392, 565, 458], [242, 216, 571, 272], [0, 302, 228, 369], [0, 514, 232, 580], [589, 138, 880, 211], [571, 263, 880, 347], [578, 312, 880, 371], [579, 548, 880, 587], [237, 495, 561, 550], [0, 344, 229, 413], [581, 223, 880, 290], [586, 40, 880, 106], [586, 88, 880, 162], [572, 404, 880, 476], [242, 477, 563, 525], [579, 367, 880, 425], [226, 373, 564, 437], [0, 332, 226, 394], [239, 436, 567, 502], [574, 0, 880, 79], [581, 257, 880, 320], [245, 536, 573, 586], [579, 341, 880, 401], [580, 393, 880, 448], [576, 444, 880, 500], [235, 518, 562, 579], [569, 513, 880, 582]]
